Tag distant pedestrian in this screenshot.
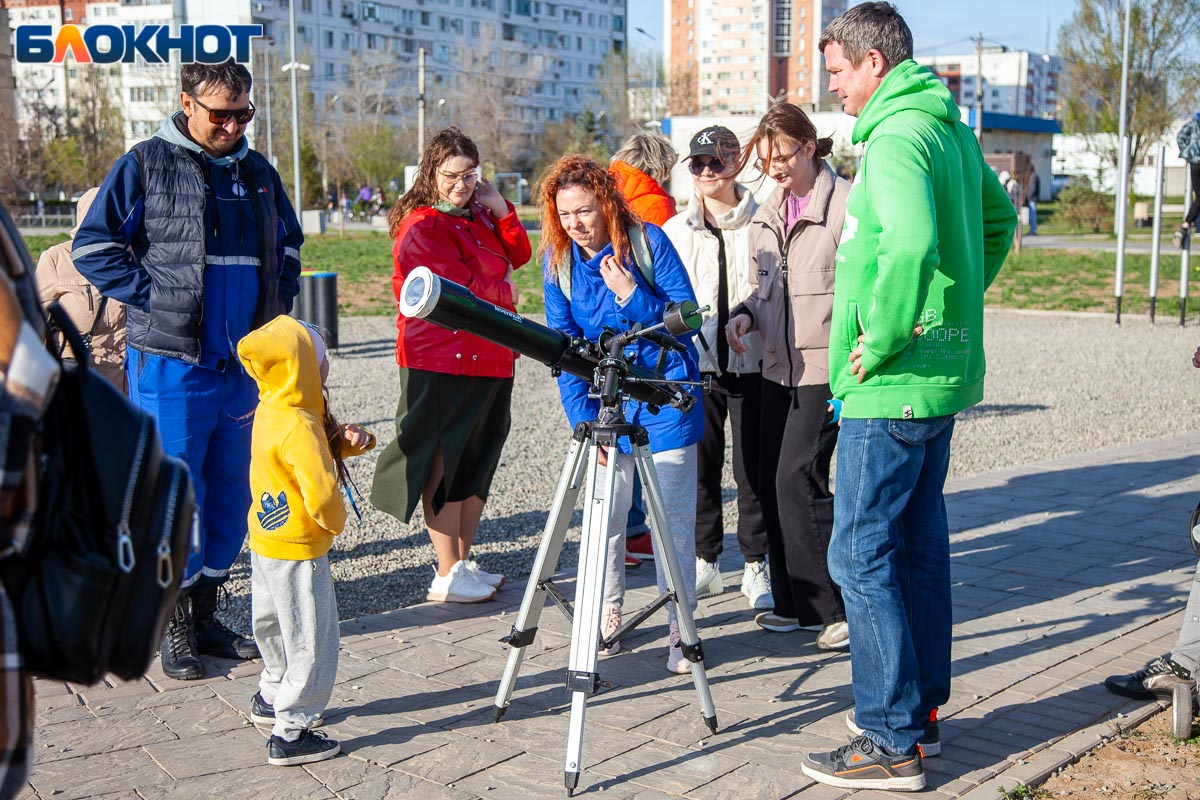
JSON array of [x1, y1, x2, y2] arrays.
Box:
[[238, 316, 376, 767], [801, 3, 1017, 790], [1175, 112, 1200, 249], [1026, 165, 1040, 236]]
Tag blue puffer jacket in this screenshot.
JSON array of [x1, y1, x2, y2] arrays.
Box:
[[543, 223, 704, 454], [73, 113, 302, 369]]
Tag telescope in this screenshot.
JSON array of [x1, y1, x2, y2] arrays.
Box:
[[399, 267, 701, 413]]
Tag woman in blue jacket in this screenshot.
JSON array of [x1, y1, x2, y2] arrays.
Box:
[[540, 154, 704, 674]]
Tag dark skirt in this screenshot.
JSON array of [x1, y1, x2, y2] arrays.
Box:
[[370, 367, 513, 524]]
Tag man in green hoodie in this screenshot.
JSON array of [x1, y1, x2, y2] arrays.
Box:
[[799, 3, 1017, 791]]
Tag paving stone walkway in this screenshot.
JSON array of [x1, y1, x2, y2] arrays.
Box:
[[17, 433, 1200, 800]]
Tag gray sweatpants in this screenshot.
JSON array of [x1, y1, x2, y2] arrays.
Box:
[[597, 445, 698, 625], [1172, 559, 1200, 673], [251, 552, 340, 741]]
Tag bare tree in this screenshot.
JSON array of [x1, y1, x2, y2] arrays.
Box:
[[1059, 0, 1200, 194]]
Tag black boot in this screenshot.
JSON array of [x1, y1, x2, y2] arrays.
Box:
[[160, 592, 203, 681], [192, 581, 259, 660]]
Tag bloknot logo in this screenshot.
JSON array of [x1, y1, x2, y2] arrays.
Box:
[[15, 24, 262, 64]]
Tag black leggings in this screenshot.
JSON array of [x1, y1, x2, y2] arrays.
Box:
[[1187, 163, 1200, 226]]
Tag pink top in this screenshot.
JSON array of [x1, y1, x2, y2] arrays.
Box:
[[786, 193, 812, 230]]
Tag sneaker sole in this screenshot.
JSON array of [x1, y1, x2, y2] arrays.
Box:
[[757, 622, 801, 633], [800, 762, 925, 792], [697, 577, 723, 599], [846, 713, 941, 758], [267, 742, 341, 766], [426, 589, 496, 603]]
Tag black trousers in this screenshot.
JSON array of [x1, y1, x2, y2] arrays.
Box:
[[695, 371, 768, 564], [758, 380, 845, 626], [1187, 163, 1200, 226]]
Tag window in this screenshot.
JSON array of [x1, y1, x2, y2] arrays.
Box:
[[325, 30, 333, 47], [302, 0, 312, 10], [772, 0, 792, 56]]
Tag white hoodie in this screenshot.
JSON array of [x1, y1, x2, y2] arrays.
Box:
[[662, 185, 762, 375]]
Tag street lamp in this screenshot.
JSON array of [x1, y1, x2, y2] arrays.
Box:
[[634, 27, 659, 130], [1113, 0, 1133, 323], [282, 0, 310, 208]]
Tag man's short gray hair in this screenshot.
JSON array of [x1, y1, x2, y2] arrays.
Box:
[[611, 132, 678, 185], [818, 2, 913, 69]]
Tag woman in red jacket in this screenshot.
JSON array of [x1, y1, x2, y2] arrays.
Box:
[[371, 127, 530, 604]]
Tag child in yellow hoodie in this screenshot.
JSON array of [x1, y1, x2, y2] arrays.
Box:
[[237, 315, 375, 767]]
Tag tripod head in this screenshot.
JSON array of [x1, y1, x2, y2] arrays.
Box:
[[400, 267, 702, 414]]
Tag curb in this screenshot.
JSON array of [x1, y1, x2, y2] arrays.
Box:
[[956, 700, 1164, 800]]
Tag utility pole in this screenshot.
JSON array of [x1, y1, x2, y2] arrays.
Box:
[[417, 47, 426, 157], [264, 46, 274, 166], [1114, 0, 1133, 323], [975, 32, 983, 144], [282, 0, 310, 208]]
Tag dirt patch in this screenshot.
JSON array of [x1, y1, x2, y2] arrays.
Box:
[[1035, 707, 1200, 799], [338, 272, 393, 316]]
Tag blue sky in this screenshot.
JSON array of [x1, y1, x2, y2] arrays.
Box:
[[628, 0, 1077, 58]]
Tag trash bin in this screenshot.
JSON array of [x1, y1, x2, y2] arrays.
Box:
[[291, 271, 339, 350]]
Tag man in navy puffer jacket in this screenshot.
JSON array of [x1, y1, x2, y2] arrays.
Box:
[[73, 58, 303, 681]]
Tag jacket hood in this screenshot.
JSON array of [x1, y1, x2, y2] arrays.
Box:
[[683, 183, 758, 232], [155, 111, 249, 166], [70, 187, 100, 237], [611, 160, 670, 203], [238, 315, 324, 414], [852, 60, 960, 144]]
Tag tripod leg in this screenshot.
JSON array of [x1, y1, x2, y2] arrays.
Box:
[[633, 441, 719, 735], [562, 439, 620, 794], [493, 434, 588, 722]]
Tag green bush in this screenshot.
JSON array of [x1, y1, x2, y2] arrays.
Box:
[[1055, 184, 1115, 234]]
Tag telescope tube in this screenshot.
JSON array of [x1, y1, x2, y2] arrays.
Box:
[[400, 267, 692, 411]]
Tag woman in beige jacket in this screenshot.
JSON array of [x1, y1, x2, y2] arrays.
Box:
[[727, 103, 850, 648], [663, 125, 772, 612], [35, 187, 127, 392]]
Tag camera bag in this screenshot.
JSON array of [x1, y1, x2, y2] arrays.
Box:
[[0, 302, 194, 684]]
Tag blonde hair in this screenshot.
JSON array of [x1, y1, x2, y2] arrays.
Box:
[[611, 132, 678, 184]]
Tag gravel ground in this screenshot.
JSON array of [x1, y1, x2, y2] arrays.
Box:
[[217, 309, 1200, 628]]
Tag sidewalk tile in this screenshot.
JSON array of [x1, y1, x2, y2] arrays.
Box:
[[27, 748, 173, 800], [396, 735, 522, 784]]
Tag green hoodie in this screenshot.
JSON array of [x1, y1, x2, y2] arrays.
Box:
[[830, 60, 1017, 419]]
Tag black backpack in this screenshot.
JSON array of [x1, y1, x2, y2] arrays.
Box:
[[1, 303, 195, 684]]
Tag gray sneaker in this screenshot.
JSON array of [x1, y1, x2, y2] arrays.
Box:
[[1104, 655, 1194, 701], [847, 707, 941, 757], [816, 620, 849, 650]]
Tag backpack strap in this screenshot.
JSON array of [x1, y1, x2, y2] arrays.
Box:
[[555, 224, 655, 303]]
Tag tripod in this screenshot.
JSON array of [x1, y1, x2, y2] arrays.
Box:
[[492, 398, 718, 795]]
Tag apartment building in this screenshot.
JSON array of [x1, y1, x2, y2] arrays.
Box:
[[917, 47, 1062, 120], [666, 0, 846, 117], [4, 0, 627, 155]]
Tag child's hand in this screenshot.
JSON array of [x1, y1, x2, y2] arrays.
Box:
[[343, 424, 371, 449]]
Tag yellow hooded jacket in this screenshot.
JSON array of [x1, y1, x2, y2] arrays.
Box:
[[238, 315, 347, 560]]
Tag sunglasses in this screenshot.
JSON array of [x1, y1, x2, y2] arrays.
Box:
[[189, 94, 256, 125], [688, 157, 730, 176]]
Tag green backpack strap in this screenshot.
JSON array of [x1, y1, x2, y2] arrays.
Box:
[[555, 224, 655, 303]]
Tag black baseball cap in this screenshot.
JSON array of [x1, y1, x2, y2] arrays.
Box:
[[686, 126, 741, 161]]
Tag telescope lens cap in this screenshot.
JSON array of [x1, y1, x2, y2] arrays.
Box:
[[399, 266, 439, 319]]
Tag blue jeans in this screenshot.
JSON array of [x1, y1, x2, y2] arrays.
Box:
[[828, 415, 955, 756]]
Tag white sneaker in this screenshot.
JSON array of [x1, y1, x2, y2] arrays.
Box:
[[599, 604, 622, 657], [740, 560, 772, 610], [465, 559, 505, 589], [816, 620, 849, 650], [696, 558, 723, 599], [426, 561, 496, 603], [667, 621, 692, 674]]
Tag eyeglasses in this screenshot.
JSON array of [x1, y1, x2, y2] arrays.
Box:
[[189, 94, 256, 125], [688, 157, 730, 176], [437, 170, 480, 186], [753, 144, 804, 174]]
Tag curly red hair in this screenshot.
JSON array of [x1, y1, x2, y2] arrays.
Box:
[[537, 154, 640, 276]]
